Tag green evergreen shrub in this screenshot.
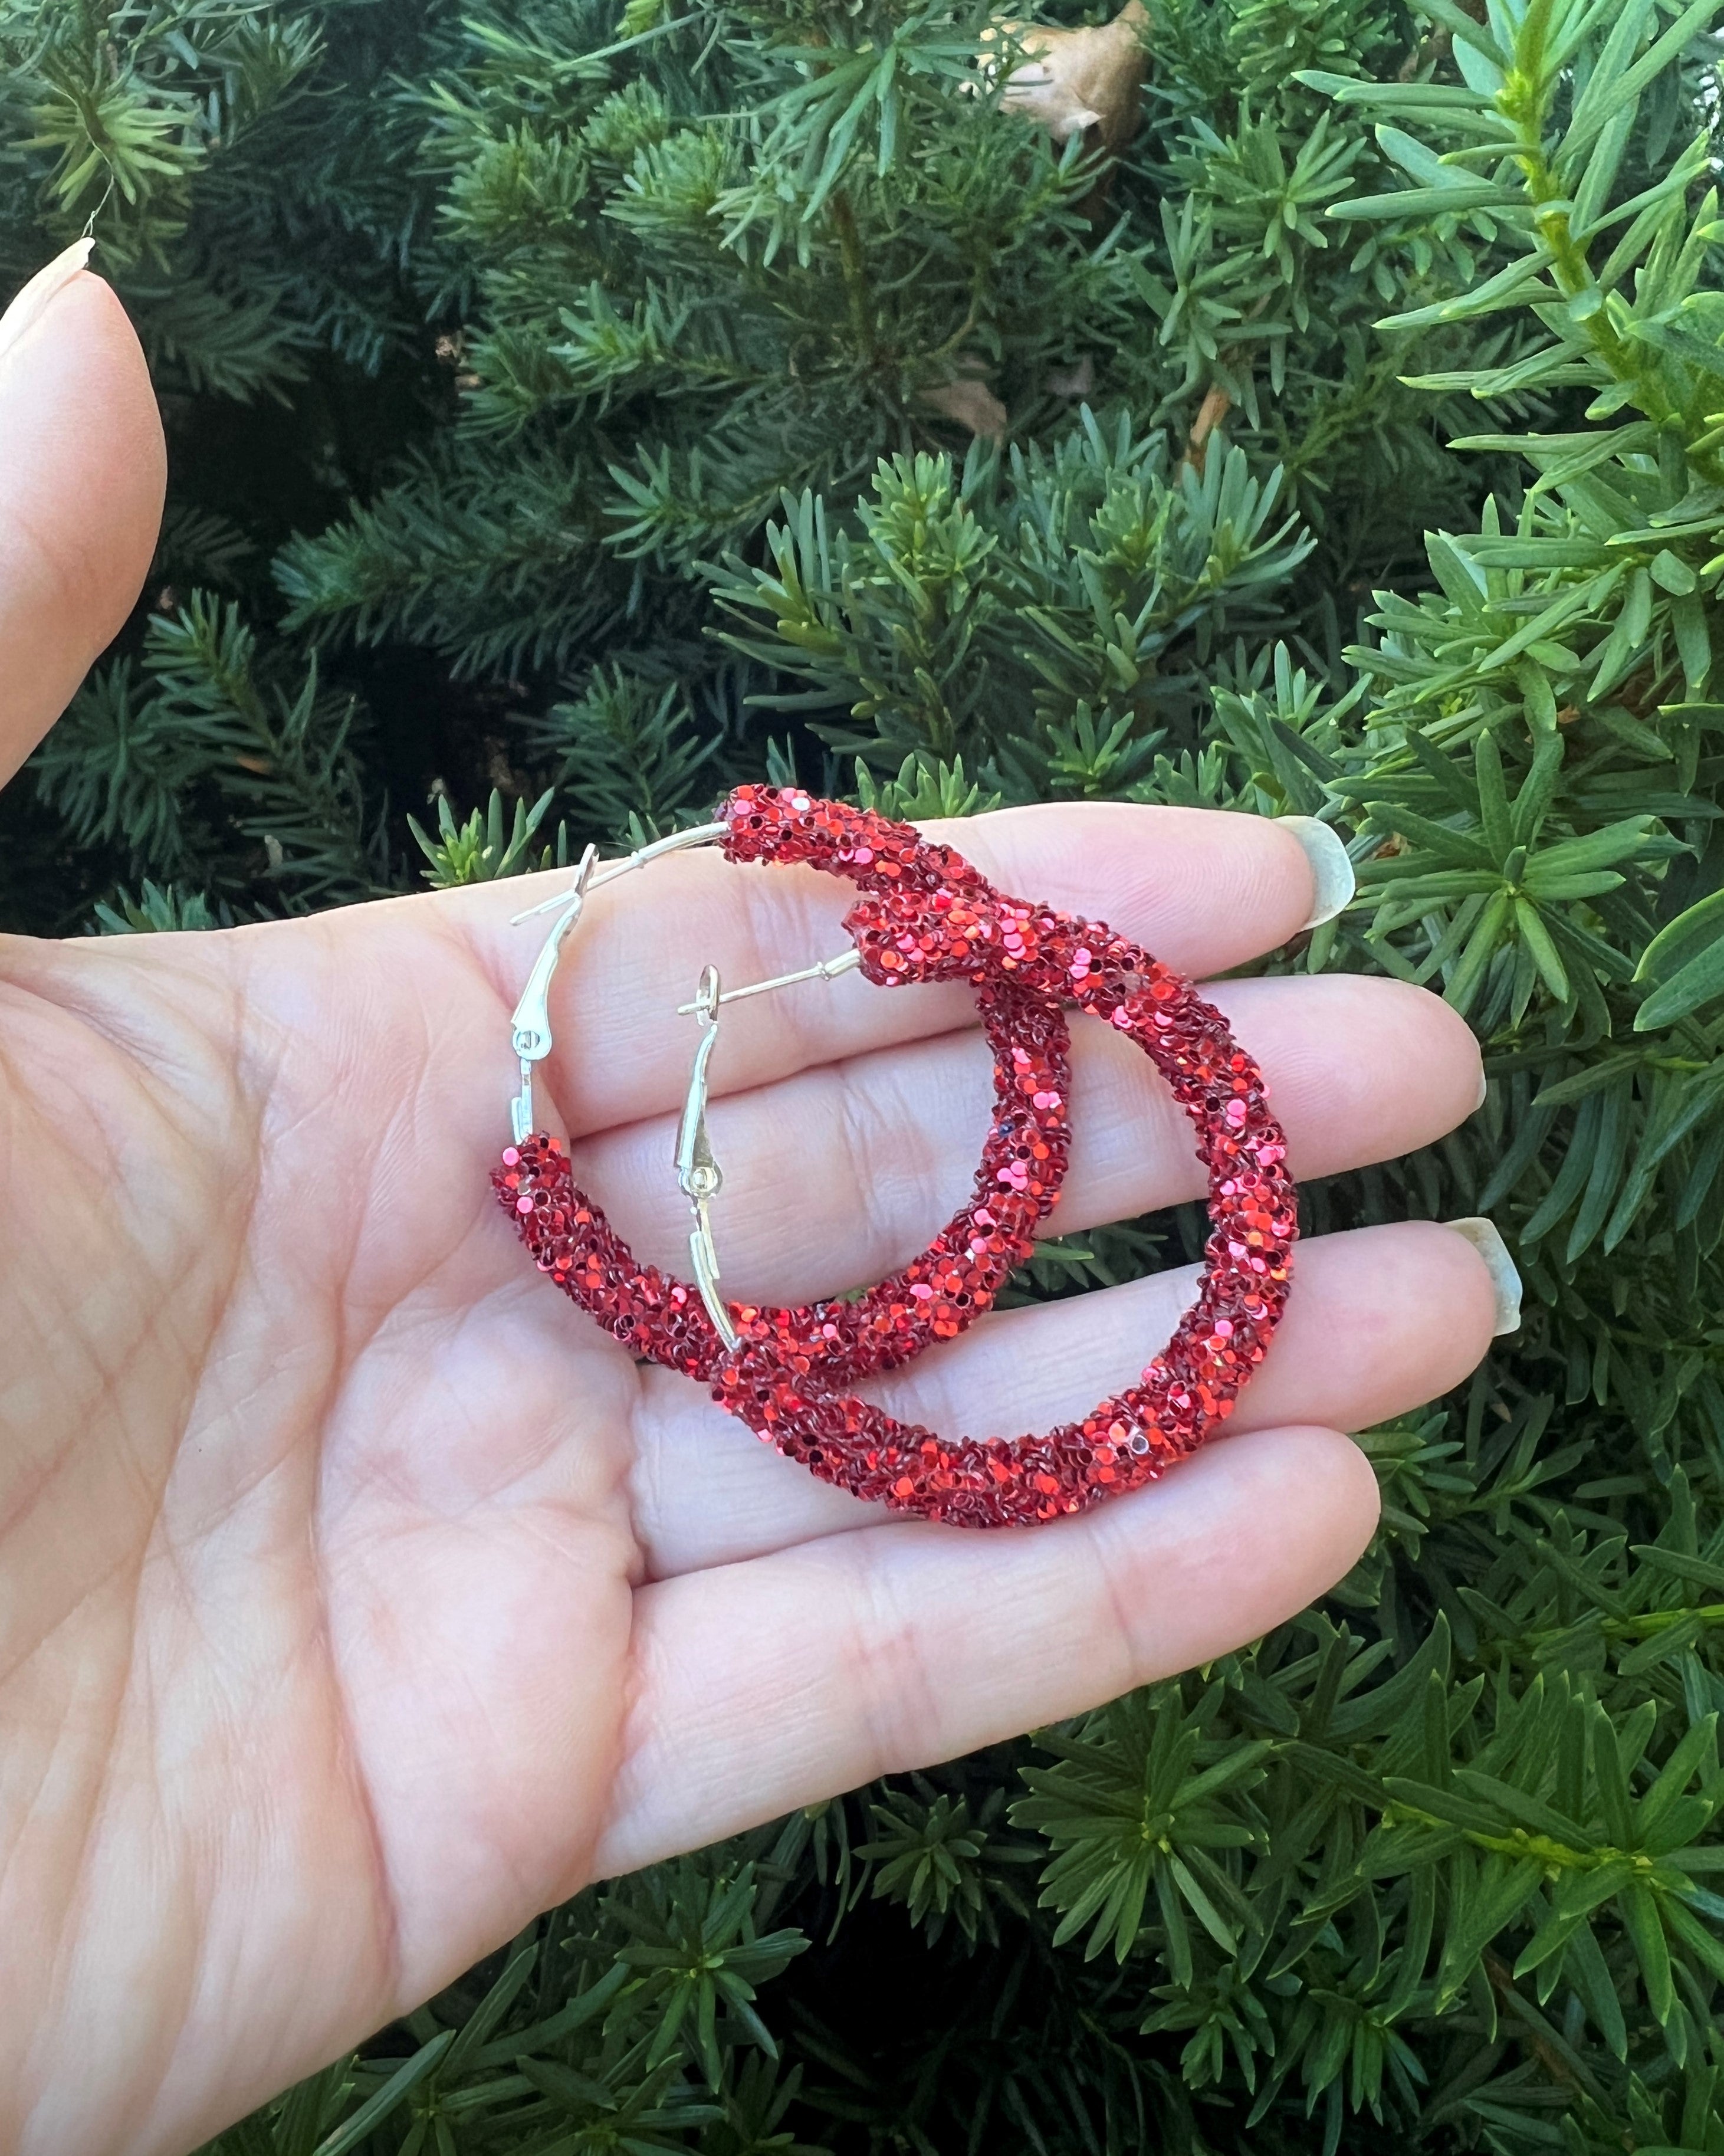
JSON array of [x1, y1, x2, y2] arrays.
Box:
[[4, 0, 1724, 2147]]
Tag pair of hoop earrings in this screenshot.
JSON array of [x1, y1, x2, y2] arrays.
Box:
[[495, 787, 1297, 1529]]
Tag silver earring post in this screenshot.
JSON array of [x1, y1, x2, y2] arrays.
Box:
[[677, 964, 738, 1349], [675, 944, 859, 1016]]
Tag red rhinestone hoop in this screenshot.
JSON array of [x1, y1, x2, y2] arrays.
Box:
[[701, 787, 1298, 1528], [497, 786, 1297, 1527], [497, 800, 1073, 1385]]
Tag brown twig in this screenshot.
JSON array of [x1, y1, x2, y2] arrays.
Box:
[[1183, 383, 1233, 477]]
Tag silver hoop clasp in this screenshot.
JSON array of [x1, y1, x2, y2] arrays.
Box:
[[672, 938, 871, 1346], [507, 821, 727, 1141], [675, 964, 738, 1348]]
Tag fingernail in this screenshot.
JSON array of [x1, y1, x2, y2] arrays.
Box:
[[0, 238, 95, 365], [1443, 1216, 1521, 1335], [1474, 1065, 1489, 1113], [1279, 815, 1355, 931]]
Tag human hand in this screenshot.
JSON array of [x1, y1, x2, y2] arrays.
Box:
[[0, 260, 1499, 2156]]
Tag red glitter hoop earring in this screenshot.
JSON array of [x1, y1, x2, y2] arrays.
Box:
[[677, 787, 1298, 1528], [495, 800, 1073, 1385]]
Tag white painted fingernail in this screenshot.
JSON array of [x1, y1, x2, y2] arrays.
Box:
[[0, 238, 95, 365], [1443, 1216, 1521, 1335], [1279, 815, 1355, 930]]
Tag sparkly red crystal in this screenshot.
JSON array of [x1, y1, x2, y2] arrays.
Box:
[[497, 786, 1296, 1530], [495, 798, 1072, 1387]]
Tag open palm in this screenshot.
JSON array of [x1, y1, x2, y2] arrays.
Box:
[[0, 269, 1498, 2156]]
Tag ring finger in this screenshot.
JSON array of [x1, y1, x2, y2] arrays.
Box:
[[630, 1219, 1499, 1574]]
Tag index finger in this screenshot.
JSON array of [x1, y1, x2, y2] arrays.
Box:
[[438, 802, 1334, 1138]]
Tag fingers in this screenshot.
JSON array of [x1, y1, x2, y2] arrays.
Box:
[[881, 1218, 1496, 1443], [572, 972, 1481, 1302], [0, 268, 165, 786], [596, 1424, 1380, 1876], [438, 803, 1324, 1136], [629, 1219, 1496, 1576]]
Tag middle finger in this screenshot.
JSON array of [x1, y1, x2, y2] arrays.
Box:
[[569, 971, 1481, 1305]]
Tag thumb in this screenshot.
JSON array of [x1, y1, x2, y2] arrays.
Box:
[[0, 243, 166, 789]]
